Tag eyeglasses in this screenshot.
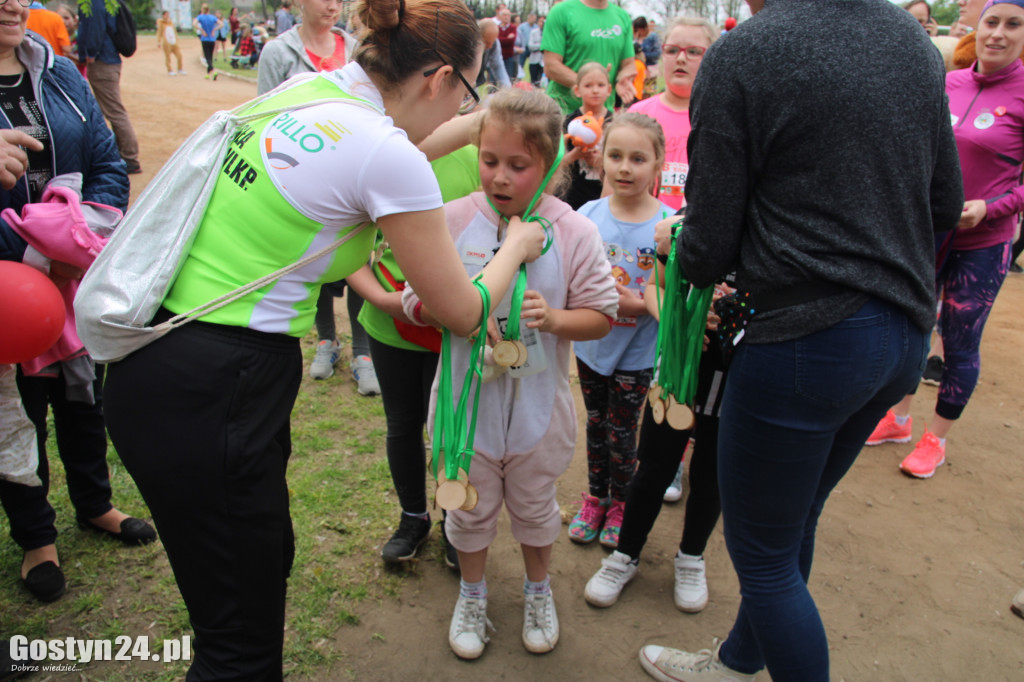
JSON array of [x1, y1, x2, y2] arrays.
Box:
[[0, 0, 32, 7], [662, 44, 707, 60], [423, 60, 481, 115], [423, 7, 481, 115]]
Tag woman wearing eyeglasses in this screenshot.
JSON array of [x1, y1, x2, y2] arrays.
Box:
[[627, 17, 717, 214], [97, 0, 545, 678], [0, 0, 149, 603]]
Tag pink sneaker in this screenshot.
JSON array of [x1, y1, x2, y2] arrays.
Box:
[[568, 494, 607, 544], [599, 499, 626, 548], [900, 432, 946, 478], [866, 410, 912, 445]]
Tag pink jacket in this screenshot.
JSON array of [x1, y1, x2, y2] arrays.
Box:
[[946, 59, 1024, 250], [4, 184, 120, 374]]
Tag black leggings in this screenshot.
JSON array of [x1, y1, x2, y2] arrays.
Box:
[[104, 315, 301, 681], [315, 282, 371, 358], [616, 346, 727, 561], [201, 40, 216, 73], [367, 337, 438, 514]]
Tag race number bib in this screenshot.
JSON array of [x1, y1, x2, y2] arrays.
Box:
[[660, 161, 688, 199]]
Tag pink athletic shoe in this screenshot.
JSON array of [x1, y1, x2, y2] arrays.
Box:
[[568, 494, 607, 544], [899, 432, 946, 478], [865, 410, 912, 446]]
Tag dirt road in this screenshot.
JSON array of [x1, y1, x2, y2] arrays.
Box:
[[121, 35, 1024, 681]]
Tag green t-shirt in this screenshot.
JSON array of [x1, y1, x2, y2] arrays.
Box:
[[541, 0, 634, 114], [358, 144, 481, 352]]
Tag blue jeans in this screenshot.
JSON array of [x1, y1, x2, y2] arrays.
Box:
[[716, 298, 927, 681]]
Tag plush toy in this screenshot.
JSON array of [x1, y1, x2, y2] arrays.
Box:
[[565, 111, 603, 152]]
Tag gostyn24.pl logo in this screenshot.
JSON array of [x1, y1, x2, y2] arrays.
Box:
[[9, 635, 191, 670]]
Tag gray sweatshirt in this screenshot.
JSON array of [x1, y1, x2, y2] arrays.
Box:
[[257, 26, 357, 95], [678, 0, 963, 342]]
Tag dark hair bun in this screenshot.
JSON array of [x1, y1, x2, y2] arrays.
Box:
[[361, 0, 402, 31]]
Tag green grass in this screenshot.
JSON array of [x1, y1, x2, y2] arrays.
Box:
[[0, 331, 413, 679]]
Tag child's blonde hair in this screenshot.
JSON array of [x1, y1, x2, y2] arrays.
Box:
[[575, 61, 610, 87], [663, 16, 719, 47], [472, 88, 568, 194], [602, 112, 667, 167]]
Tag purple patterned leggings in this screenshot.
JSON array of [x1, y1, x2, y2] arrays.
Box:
[[935, 240, 1012, 420]]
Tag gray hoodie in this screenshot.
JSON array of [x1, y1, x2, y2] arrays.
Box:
[[256, 26, 357, 95]]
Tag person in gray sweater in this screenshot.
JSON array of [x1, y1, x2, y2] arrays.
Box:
[[639, 1, 963, 681]]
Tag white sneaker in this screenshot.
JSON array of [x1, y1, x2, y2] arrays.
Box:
[[168, 70, 177, 76], [663, 461, 685, 502], [352, 354, 380, 396], [448, 595, 493, 660], [310, 339, 341, 380], [674, 553, 709, 613], [584, 550, 638, 607], [639, 640, 756, 682], [522, 590, 559, 654], [178, 69, 187, 75]]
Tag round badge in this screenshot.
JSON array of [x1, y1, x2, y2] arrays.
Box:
[[974, 112, 995, 130], [950, 114, 959, 126]]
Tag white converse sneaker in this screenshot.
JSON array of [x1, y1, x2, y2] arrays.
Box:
[[663, 461, 685, 502], [639, 640, 756, 682], [674, 553, 709, 613], [522, 590, 559, 654], [584, 550, 638, 607], [448, 595, 493, 660]]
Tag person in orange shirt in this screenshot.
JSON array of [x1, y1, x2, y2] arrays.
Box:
[[26, 1, 70, 57]]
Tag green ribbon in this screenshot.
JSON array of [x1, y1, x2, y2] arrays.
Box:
[[431, 279, 491, 482], [653, 222, 714, 407]]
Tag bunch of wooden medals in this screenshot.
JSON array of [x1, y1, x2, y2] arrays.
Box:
[[649, 220, 715, 430], [431, 280, 490, 512]]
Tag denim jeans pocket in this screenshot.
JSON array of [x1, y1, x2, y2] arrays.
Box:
[[794, 307, 889, 409]]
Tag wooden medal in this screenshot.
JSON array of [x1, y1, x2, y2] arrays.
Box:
[[665, 395, 695, 431], [651, 395, 666, 424], [492, 340, 521, 367], [512, 340, 529, 365], [648, 383, 662, 406], [460, 483, 479, 511], [436, 479, 468, 510]]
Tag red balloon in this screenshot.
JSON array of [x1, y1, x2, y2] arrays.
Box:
[[0, 261, 66, 364], [725, 17, 738, 30]]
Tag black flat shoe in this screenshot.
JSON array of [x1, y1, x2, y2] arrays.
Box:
[[22, 560, 66, 602], [77, 516, 157, 546]]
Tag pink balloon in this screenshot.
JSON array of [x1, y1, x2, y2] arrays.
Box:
[[0, 261, 66, 364]]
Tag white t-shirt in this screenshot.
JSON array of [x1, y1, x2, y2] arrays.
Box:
[[266, 63, 443, 228]]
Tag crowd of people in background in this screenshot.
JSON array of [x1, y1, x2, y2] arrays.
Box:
[[1, 0, 1024, 681]]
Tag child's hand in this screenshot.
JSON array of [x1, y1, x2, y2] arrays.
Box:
[[654, 216, 678, 255], [581, 147, 602, 170], [562, 146, 583, 166], [520, 289, 553, 331], [505, 215, 546, 263], [616, 283, 647, 317], [486, 317, 501, 346]]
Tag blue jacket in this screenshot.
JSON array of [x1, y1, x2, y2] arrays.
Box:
[[0, 32, 128, 262], [77, 0, 120, 65]]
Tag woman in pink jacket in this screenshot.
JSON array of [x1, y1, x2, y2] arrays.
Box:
[[867, 0, 1024, 478]]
